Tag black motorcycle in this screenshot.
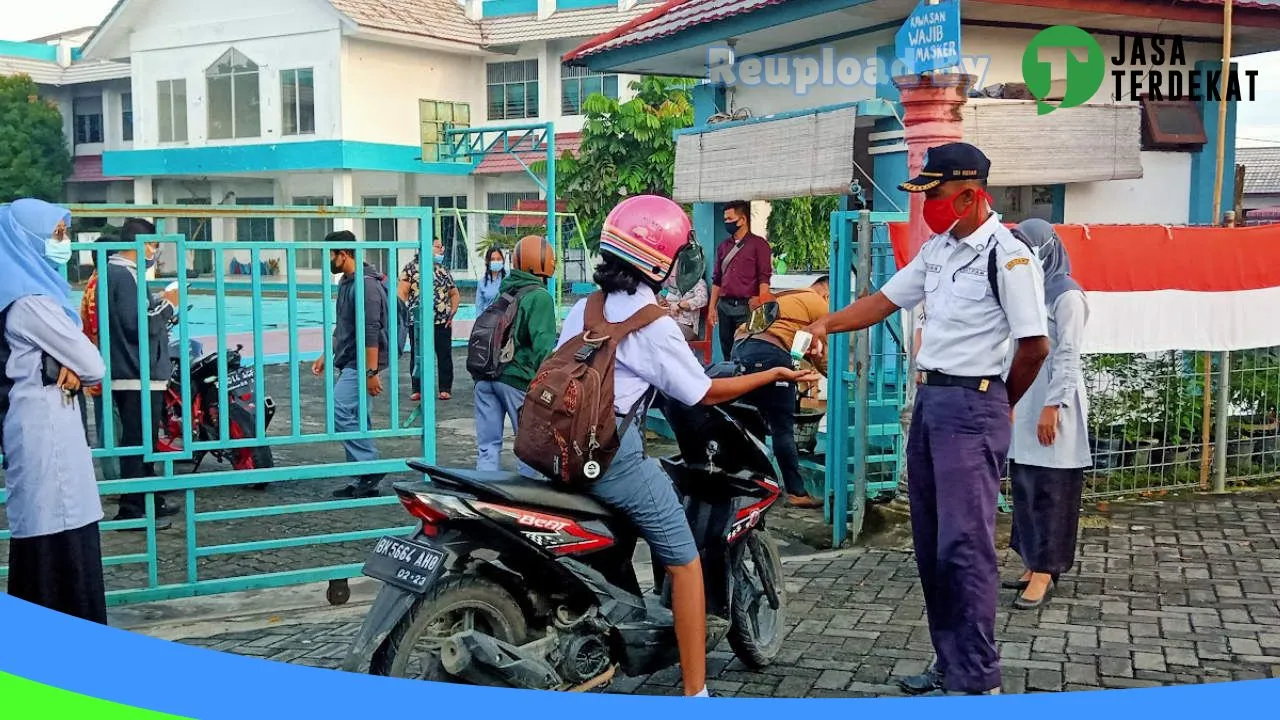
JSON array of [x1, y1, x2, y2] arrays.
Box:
[[341, 362, 787, 689], [160, 344, 276, 481]]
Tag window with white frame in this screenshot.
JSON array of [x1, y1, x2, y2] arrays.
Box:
[[292, 196, 333, 270], [362, 195, 397, 273], [486, 191, 539, 234], [280, 68, 315, 136], [421, 195, 469, 271], [235, 197, 275, 242], [206, 49, 261, 140], [157, 79, 188, 143], [561, 64, 619, 116], [121, 93, 133, 142], [177, 197, 213, 275], [487, 60, 539, 121], [73, 97, 103, 145]]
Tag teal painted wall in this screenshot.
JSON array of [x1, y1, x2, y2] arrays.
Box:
[[1188, 60, 1239, 226], [0, 40, 57, 62], [103, 141, 479, 177]]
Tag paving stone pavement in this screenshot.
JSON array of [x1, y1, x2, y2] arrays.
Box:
[[0, 344, 821, 595], [172, 488, 1280, 697]]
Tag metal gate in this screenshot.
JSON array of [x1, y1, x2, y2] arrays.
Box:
[[0, 203, 438, 605], [825, 210, 910, 546]]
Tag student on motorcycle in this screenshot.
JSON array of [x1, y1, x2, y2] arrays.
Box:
[[556, 195, 817, 697]]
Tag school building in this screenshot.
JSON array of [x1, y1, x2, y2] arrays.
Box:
[[0, 0, 662, 281]]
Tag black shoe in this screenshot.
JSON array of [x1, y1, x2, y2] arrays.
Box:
[[156, 498, 182, 518], [1001, 577, 1030, 590], [897, 665, 946, 695], [924, 688, 1001, 696], [247, 483, 268, 491], [1013, 581, 1055, 611], [333, 484, 380, 499], [112, 510, 173, 532]]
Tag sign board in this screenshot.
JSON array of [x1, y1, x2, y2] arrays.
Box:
[[894, 0, 961, 75]]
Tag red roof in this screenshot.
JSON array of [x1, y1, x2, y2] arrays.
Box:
[[473, 132, 583, 175], [68, 155, 125, 183], [499, 200, 569, 229], [564, 0, 787, 62], [564, 0, 1280, 63]]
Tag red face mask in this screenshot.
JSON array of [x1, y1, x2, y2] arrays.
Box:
[[922, 189, 989, 235]]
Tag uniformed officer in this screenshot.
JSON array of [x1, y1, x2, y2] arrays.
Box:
[[803, 142, 1049, 696]]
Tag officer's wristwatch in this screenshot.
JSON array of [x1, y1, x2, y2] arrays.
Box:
[[366, 369, 380, 379]]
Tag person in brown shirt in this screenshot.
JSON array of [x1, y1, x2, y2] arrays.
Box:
[[708, 201, 772, 359], [730, 276, 829, 508]]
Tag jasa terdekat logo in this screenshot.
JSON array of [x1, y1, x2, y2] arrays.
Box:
[[1023, 25, 1259, 115]]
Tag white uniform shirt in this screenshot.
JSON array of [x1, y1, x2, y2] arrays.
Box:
[[882, 214, 1048, 377], [557, 285, 712, 413]]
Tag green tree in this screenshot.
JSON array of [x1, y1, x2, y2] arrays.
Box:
[[534, 76, 694, 249], [0, 74, 72, 203], [766, 196, 839, 273]]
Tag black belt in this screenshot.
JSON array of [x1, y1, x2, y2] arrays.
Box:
[[916, 371, 1000, 393]]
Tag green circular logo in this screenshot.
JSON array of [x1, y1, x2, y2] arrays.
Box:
[[1022, 25, 1106, 115]]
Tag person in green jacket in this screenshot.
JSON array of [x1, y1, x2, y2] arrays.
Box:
[[474, 235, 557, 477]]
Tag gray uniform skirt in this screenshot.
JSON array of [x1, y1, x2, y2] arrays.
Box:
[[1008, 462, 1086, 577], [8, 521, 108, 624]]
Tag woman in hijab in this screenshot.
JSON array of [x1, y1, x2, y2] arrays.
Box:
[[0, 199, 108, 623], [1005, 218, 1091, 610]]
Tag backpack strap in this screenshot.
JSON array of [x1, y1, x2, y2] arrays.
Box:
[[987, 246, 1001, 308], [584, 291, 667, 339]]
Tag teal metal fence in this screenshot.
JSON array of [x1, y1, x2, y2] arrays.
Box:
[[824, 210, 910, 547], [0, 203, 438, 605]]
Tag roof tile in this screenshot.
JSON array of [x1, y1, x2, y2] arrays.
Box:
[[1240, 147, 1280, 195], [328, 0, 484, 45], [474, 132, 582, 174]]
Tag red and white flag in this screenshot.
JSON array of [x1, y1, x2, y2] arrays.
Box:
[[891, 223, 1280, 354]]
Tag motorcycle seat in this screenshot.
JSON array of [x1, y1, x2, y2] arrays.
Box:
[[413, 464, 614, 518]]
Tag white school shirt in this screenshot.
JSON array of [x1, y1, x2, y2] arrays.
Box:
[[557, 286, 712, 413], [882, 213, 1048, 377]]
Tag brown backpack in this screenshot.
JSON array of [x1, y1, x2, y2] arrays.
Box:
[[514, 292, 666, 488]]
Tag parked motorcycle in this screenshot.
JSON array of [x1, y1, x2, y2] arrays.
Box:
[[157, 343, 276, 481], [341, 362, 787, 690]]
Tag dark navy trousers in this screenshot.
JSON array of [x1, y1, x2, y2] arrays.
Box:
[[906, 381, 1010, 694]]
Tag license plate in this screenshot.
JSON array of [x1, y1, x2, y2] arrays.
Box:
[[362, 536, 447, 594], [227, 367, 254, 392]]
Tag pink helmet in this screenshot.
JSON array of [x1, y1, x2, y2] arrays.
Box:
[[599, 195, 692, 283]]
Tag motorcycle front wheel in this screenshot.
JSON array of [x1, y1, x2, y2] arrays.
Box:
[[369, 574, 528, 682], [728, 529, 786, 668]]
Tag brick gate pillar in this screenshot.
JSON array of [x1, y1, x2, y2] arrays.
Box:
[[891, 73, 975, 259]]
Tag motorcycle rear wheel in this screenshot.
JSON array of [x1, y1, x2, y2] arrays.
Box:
[[728, 529, 786, 668], [370, 574, 528, 682]]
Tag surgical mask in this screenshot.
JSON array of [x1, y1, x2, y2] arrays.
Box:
[[45, 237, 72, 266], [922, 190, 988, 236], [724, 220, 740, 237], [330, 258, 345, 275], [433, 254, 446, 265], [489, 261, 505, 273]]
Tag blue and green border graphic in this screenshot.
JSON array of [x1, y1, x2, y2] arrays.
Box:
[[1, 594, 1279, 717]]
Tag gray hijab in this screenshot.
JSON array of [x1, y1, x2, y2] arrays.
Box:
[[1012, 218, 1082, 305]]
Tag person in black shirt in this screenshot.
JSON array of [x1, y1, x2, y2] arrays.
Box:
[[312, 231, 390, 498]]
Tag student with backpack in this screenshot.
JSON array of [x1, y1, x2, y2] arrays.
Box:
[[467, 235, 556, 476], [514, 195, 816, 697]]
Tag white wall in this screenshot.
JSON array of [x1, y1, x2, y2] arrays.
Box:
[[966, 26, 1222, 103], [722, 31, 888, 117], [126, 0, 344, 149], [1064, 151, 1192, 224], [341, 37, 486, 146], [1244, 192, 1280, 211]]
